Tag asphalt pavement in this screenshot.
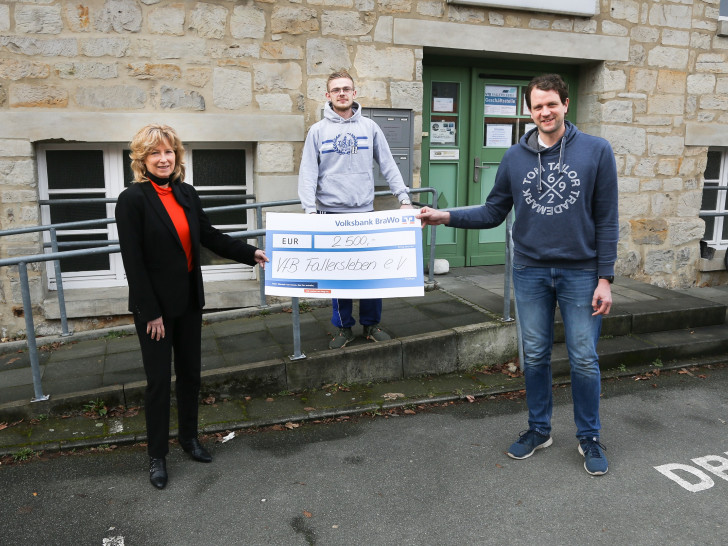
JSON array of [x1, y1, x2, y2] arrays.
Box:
[[1, 361, 726, 545]]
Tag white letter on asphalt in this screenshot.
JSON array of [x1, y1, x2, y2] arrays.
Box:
[[654, 463, 714, 492], [691, 455, 728, 481]]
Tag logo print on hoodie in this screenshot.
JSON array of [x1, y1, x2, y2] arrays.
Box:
[[521, 161, 581, 216], [332, 133, 359, 155]]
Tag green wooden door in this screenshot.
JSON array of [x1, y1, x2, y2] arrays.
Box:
[[465, 74, 535, 265], [422, 62, 578, 267], [421, 66, 471, 267]]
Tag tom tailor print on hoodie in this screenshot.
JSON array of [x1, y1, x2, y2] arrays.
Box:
[[298, 101, 410, 214], [448, 121, 619, 277]]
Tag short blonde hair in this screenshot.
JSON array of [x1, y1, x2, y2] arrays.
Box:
[[327, 70, 355, 92], [129, 124, 186, 183]]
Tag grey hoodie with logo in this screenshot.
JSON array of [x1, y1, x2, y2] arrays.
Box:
[[298, 101, 409, 214]]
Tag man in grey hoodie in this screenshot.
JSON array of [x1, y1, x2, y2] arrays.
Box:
[[298, 70, 414, 349]]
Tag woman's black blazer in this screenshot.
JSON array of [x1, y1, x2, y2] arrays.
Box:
[[115, 180, 257, 323]]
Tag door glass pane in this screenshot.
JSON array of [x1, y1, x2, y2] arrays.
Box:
[[430, 82, 459, 147]]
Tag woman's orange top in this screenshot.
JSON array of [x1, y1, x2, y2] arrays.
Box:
[[151, 182, 194, 272]]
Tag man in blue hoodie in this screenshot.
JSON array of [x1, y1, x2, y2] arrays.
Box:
[[299, 70, 414, 350], [417, 74, 618, 476]]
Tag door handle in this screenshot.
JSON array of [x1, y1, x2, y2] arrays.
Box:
[[473, 157, 489, 183]]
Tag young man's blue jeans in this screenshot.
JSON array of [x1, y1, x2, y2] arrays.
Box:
[[332, 298, 382, 328], [513, 265, 602, 440]]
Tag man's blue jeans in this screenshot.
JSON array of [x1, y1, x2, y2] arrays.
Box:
[[513, 265, 602, 439]]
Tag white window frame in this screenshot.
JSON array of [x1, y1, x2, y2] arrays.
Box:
[[701, 148, 728, 251], [37, 142, 255, 290]]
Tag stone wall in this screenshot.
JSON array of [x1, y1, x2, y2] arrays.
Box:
[[1, 0, 728, 335]]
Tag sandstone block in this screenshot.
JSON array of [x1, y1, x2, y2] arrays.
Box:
[[551, 19, 573, 31], [256, 142, 293, 173], [610, 0, 639, 23], [0, 36, 78, 57], [0, 160, 35, 186], [9, 84, 68, 108], [15, 5, 63, 34], [448, 6, 484, 23], [644, 249, 674, 275], [213, 67, 252, 109], [186, 67, 211, 87], [603, 125, 646, 155], [306, 38, 351, 76], [630, 218, 668, 245], [55, 62, 118, 79], [602, 100, 633, 123], [700, 95, 728, 110], [602, 21, 628, 36], [322, 11, 374, 36], [160, 86, 205, 110], [0, 140, 32, 158], [75, 85, 146, 109], [148, 5, 185, 36], [81, 37, 129, 57], [0, 5, 8, 33], [647, 135, 684, 156], [94, 0, 142, 33], [379, 0, 412, 14], [649, 4, 692, 30], [0, 59, 50, 80], [127, 62, 181, 80], [256, 93, 293, 112], [355, 46, 414, 80], [357, 80, 387, 101], [260, 42, 304, 60], [647, 95, 684, 115], [618, 194, 649, 218], [63, 4, 92, 33], [391, 81, 422, 111], [648, 46, 689, 69], [271, 6, 318, 35], [149, 38, 207, 60], [417, 2, 444, 18], [254, 62, 302, 91], [687, 73, 715, 94], [630, 26, 659, 43], [1, 190, 38, 203], [662, 29, 689, 47], [231, 4, 266, 39], [668, 218, 706, 246], [188, 3, 228, 39]]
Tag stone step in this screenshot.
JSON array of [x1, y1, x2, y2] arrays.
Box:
[[550, 323, 728, 376]]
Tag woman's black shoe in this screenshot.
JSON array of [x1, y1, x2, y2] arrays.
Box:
[[180, 438, 213, 463], [149, 457, 168, 489]]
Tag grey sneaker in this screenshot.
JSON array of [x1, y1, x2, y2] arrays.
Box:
[[329, 327, 355, 349], [363, 324, 391, 342]]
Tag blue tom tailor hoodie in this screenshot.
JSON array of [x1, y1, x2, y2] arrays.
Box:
[[448, 121, 619, 277]]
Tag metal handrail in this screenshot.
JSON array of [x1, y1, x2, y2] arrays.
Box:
[[0, 188, 442, 401]]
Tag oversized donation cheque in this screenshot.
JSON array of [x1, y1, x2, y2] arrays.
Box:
[[264, 210, 424, 299]]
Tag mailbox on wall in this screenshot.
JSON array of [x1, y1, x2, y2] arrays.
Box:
[[361, 108, 414, 188]]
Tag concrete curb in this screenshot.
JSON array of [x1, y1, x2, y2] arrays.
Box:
[[0, 321, 517, 421]]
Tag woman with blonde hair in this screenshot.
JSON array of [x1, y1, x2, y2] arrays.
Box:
[[115, 124, 268, 489]]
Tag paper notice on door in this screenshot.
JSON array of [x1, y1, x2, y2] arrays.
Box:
[[486, 124, 513, 147], [485, 85, 517, 116], [433, 97, 454, 112]]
